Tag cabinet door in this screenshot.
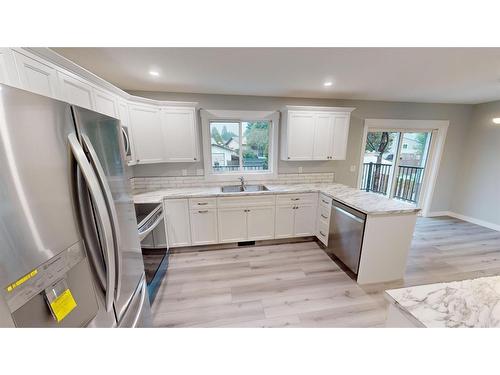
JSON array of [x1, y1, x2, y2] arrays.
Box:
[[312, 113, 335, 160], [190, 209, 218, 245], [294, 204, 317, 237], [332, 115, 350, 160], [164, 199, 191, 247], [0, 48, 20, 86], [162, 107, 199, 162], [247, 206, 275, 240], [58, 72, 94, 109], [128, 104, 164, 164], [93, 88, 118, 118], [13, 51, 59, 98], [218, 208, 247, 243], [286, 112, 315, 160], [275, 205, 295, 239]]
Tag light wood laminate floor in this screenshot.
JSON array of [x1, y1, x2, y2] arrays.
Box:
[[150, 216, 500, 327]]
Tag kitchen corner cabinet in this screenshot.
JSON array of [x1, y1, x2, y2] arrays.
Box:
[[280, 106, 355, 161], [275, 193, 318, 238]]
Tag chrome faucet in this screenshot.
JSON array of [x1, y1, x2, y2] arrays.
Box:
[[239, 176, 246, 190]]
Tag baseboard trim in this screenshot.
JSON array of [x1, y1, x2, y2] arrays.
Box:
[[425, 210, 500, 232]]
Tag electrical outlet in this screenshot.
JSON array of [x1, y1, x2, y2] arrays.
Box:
[[298, 167, 303, 173], [196, 169, 204, 176], [182, 169, 188, 176], [350, 165, 356, 172]]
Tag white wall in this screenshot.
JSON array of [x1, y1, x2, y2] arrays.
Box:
[[128, 90, 473, 214], [451, 100, 500, 226]]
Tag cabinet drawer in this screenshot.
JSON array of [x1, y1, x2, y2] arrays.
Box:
[[189, 197, 217, 209], [190, 208, 218, 245], [318, 204, 331, 222], [276, 193, 318, 206], [319, 194, 333, 208], [217, 195, 276, 208], [317, 219, 329, 246]]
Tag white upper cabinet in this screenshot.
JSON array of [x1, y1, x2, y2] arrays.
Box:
[[285, 112, 315, 160], [13, 51, 59, 99], [281, 106, 355, 161], [0, 48, 20, 87], [161, 107, 199, 162], [58, 72, 94, 110], [93, 88, 118, 118], [128, 104, 164, 164]]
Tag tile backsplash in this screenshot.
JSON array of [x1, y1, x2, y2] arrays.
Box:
[[131, 172, 335, 193]]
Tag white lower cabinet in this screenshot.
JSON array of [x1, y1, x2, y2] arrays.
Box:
[[275, 206, 295, 238], [190, 208, 218, 245], [294, 204, 316, 237], [247, 206, 275, 240], [218, 208, 248, 243], [164, 199, 191, 247]]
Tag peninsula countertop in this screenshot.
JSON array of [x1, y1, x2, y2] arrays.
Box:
[[385, 276, 500, 328], [132, 182, 419, 215]]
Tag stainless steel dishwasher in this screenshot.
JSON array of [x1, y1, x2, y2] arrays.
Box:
[[326, 200, 366, 275]]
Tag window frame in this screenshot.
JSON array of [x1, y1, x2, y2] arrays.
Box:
[[201, 109, 279, 181]]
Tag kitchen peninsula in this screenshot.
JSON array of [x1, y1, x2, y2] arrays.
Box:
[[134, 182, 420, 285]]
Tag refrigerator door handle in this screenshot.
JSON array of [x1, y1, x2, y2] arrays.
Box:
[[68, 133, 116, 312], [121, 127, 130, 154], [81, 134, 122, 302]]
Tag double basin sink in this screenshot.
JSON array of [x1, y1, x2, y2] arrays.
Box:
[[221, 184, 269, 193]]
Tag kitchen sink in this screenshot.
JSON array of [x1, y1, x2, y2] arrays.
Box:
[[221, 184, 269, 193]]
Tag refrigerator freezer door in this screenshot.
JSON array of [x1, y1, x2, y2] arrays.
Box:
[[72, 106, 147, 323], [0, 85, 80, 292]]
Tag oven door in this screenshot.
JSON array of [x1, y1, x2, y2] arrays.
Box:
[[136, 203, 164, 242]]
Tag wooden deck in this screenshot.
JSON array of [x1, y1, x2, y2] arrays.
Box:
[[150, 216, 500, 327]]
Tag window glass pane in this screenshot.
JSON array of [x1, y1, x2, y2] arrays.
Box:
[[210, 122, 240, 173], [242, 121, 269, 171]]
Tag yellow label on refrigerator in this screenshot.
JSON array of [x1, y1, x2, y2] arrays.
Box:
[[6, 269, 38, 292], [50, 289, 77, 322]]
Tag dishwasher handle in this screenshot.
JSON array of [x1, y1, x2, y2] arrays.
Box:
[[333, 205, 365, 223]]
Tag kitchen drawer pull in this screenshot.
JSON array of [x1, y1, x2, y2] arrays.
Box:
[[319, 231, 326, 237], [321, 214, 328, 219], [291, 198, 300, 201], [198, 210, 209, 213], [322, 199, 329, 204], [197, 202, 208, 205]]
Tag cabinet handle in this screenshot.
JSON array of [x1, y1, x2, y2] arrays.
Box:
[[291, 198, 300, 201], [194, 158, 197, 160], [320, 231, 326, 237], [197, 202, 208, 205], [198, 210, 208, 213], [321, 214, 328, 219], [287, 157, 291, 159], [322, 199, 329, 204]]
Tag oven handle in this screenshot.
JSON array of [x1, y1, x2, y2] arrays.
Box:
[[138, 211, 164, 241]]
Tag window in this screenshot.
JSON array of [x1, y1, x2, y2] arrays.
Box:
[[209, 120, 271, 174]]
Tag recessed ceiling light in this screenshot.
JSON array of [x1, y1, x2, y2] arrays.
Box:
[[149, 71, 159, 76], [323, 81, 333, 87], [493, 118, 500, 124]]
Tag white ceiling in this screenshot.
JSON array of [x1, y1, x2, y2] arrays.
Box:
[[52, 48, 500, 104]]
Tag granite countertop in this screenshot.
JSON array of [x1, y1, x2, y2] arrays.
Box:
[[385, 276, 500, 328], [133, 183, 419, 215]]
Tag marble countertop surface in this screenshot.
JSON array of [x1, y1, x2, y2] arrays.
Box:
[[133, 183, 419, 215], [385, 276, 500, 328]]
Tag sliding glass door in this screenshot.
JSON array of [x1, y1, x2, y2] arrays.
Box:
[[361, 130, 433, 205]]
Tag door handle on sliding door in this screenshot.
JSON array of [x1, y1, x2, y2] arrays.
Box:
[[81, 134, 122, 301], [68, 133, 116, 312]]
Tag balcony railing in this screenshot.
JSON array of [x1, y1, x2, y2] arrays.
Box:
[[361, 162, 424, 203]]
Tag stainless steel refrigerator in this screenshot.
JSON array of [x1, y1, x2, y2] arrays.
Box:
[[0, 84, 151, 327]]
